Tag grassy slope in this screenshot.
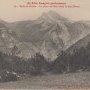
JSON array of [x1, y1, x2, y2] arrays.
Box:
[[0, 72, 90, 89]]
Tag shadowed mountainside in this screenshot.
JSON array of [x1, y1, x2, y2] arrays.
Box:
[[0, 11, 90, 60]]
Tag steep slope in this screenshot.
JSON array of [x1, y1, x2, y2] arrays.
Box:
[[8, 11, 72, 60], [68, 21, 90, 46], [66, 34, 90, 54], [1, 11, 89, 60], [8, 11, 90, 60], [0, 20, 18, 54], [0, 20, 37, 58]]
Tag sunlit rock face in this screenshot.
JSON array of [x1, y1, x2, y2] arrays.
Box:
[[0, 11, 90, 61]]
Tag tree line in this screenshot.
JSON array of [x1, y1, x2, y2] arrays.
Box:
[[51, 42, 90, 73], [0, 42, 90, 76]]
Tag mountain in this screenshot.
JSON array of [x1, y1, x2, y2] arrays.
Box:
[[0, 20, 36, 58], [8, 11, 72, 60], [66, 33, 90, 54], [0, 11, 90, 61], [0, 20, 17, 54], [66, 21, 90, 54]]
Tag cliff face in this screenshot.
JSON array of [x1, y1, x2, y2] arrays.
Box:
[[0, 11, 90, 61]]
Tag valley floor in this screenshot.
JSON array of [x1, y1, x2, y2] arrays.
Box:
[[0, 72, 90, 89]]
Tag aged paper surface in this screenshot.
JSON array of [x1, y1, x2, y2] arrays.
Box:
[[0, 0, 90, 89]]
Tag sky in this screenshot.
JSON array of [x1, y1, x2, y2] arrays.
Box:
[[0, 0, 90, 22]]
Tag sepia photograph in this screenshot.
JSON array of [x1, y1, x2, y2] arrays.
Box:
[[0, 0, 90, 89]]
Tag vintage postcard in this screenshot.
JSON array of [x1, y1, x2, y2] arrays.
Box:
[[0, 0, 90, 89]]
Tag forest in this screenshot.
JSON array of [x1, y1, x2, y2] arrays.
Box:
[[0, 42, 90, 82]]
